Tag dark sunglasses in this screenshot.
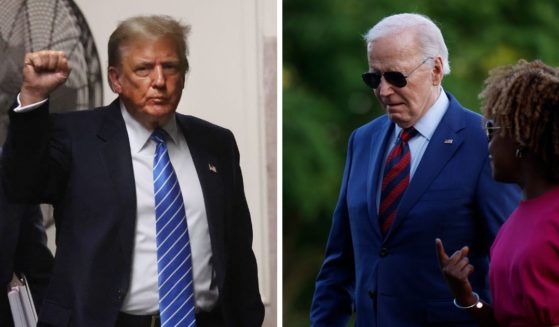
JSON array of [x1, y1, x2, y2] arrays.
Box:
[[485, 119, 502, 141], [362, 57, 433, 89]]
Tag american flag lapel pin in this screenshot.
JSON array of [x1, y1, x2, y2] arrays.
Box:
[[208, 163, 217, 173], [444, 139, 453, 144]]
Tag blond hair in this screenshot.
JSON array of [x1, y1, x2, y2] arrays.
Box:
[[108, 15, 191, 74]]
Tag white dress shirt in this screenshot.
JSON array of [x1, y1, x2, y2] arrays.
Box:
[[119, 102, 218, 314], [14, 96, 219, 314], [376, 88, 449, 210]]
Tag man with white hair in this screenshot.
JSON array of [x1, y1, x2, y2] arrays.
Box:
[[310, 13, 520, 326]]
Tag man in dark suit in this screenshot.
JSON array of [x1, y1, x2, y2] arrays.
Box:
[[310, 13, 521, 326], [0, 148, 53, 326], [1, 15, 263, 327]]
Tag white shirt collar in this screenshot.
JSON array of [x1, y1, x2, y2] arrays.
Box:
[[394, 87, 449, 141], [119, 100, 181, 153]]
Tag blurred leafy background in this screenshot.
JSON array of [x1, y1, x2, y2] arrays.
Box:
[[283, 0, 559, 325]]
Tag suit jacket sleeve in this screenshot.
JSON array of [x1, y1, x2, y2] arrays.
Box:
[[310, 131, 356, 326], [2, 101, 70, 204], [224, 130, 265, 326]]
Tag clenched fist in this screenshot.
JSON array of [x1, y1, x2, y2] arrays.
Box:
[[20, 50, 71, 106]]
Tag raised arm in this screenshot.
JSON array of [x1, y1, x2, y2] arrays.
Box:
[[1, 51, 71, 204]]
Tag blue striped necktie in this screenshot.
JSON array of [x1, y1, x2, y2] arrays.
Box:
[[379, 127, 418, 234], [151, 128, 197, 327]]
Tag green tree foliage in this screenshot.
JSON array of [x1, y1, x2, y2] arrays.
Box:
[[283, 0, 559, 325]]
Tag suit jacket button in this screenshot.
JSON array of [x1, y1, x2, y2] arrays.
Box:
[[379, 248, 388, 257]]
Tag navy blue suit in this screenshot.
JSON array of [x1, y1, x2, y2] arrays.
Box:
[[0, 150, 54, 327], [310, 92, 521, 326], [1, 99, 264, 326]]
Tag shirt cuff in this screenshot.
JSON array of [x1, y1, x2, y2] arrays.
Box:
[[14, 93, 47, 113]]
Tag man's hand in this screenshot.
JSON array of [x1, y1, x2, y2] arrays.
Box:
[[20, 50, 71, 106], [435, 238, 478, 306]]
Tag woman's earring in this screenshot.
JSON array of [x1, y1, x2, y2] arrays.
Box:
[[515, 148, 523, 159]]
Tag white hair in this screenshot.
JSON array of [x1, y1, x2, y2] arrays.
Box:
[[363, 13, 451, 75]]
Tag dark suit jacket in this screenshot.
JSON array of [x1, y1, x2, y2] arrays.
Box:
[[310, 92, 521, 326], [0, 156, 54, 326], [1, 99, 264, 326]]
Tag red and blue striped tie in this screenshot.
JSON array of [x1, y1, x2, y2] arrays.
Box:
[[152, 128, 197, 327], [379, 127, 418, 234]]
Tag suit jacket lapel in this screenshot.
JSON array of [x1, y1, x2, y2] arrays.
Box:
[[367, 119, 394, 237], [176, 115, 226, 290], [96, 99, 137, 270], [385, 99, 465, 239]]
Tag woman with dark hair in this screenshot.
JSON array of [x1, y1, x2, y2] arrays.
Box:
[[436, 59, 559, 326]]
